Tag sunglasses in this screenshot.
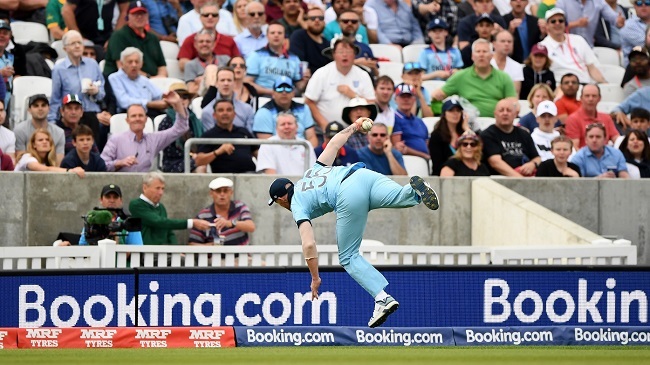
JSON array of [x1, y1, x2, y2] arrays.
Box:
[[460, 142, 478, 147], [371, 133, 387, 137], [274, 86, 294, 93], [548, 18, 565, 24], [248, 11, 265, 17], [635, 0, 650, 5], [340, 19, 359, 24], [201, 12, 219, 17], [307, 15, 325, 21], [230, 63, 246, 68], [403, 62, 423, 71]]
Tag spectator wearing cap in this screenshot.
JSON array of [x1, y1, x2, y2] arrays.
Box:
[[158, 82, 205, 173], [100, 90, 190, 172], [520, 43, 556, 100], [177, 0, 238, 46], [539, 8, 606, 84], [14, 94, 66, 164], [358, 122, 406, 175], [342, 97, 378, 149], [289, 7, 330, 75], [366, 0, 424, 46], [62, 0, 129, 46], [253, 76, 318, 146], [103, 1, 168, 79], [503, 0, 543, 63], [245, 22, 306, 96], [556, 0, 623, 48], [433, 39, 518, 118], [0, 99, 14, 164], [50, 31, 109, 146], [620, 0, 650, 65], [411, 0, 460, 39], [623, 46, 650, 98], [565, 84, 620, 149], [531, 100, 564, 161], [177, 2, 241, 74], [518, 83, 556, 132], [429, 99, 467, 175], [108, 47, 167, 117], [82, 40, 99, 60], [256, 112, 317, 175], [0, 19, 27, 108], [55, 94, 100, 155], [201, 67, 255, 133], [234, 2, 269, 58], [491, 30, 524, 95], [456, 0, 507, 51], [419, 18, 463, 81], [314, 121, 361, 166], [374, 75, 396, 132], [389, 62, 434, 118], [440, 129, 490, 176], [189, 177, 256, 246], [391, 83, 430, 160], [304, 37, 375, 132], [60, 124, 106, 172], [460, 13, 496, 68]]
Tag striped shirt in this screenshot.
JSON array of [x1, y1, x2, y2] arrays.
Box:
[[188, 200, 252, 245]]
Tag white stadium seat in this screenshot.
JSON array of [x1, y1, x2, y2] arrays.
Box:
[[422, 116, 440, 134], [378, 61, 404, 85], [599, 83, 626, 103], [160, 40, 180, 60], [402, 155, 431, 176], [593, 47, 621, 66], [10, 22, 49, 44], [165, 59, 184, 80], [598, 64, 626, 84], [10, 76, 52, 127], [369, 44, 402, 63], [475, 117, 496, 131], [51, 40, 64, 60], [518, 100, 531, 117], [597, 101, 619, 114], [422, 80, 445, 95], [402, 44, 427, 63], [191, 96, 204, 116], [148, 77, 185, 92]]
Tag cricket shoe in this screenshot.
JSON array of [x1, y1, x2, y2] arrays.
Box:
[[368, 296, 399, 328], [410, 176, 440, 210]]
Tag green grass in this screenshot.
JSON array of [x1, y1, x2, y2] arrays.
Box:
[[1, 346, 649, 365]]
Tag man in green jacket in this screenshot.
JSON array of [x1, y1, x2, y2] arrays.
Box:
[[129, 171, 212, 244]]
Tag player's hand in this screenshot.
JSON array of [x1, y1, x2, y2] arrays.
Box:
[[311, 277, 321, 300]]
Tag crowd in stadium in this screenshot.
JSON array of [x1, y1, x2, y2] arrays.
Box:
[[1, 0, 650, 180]]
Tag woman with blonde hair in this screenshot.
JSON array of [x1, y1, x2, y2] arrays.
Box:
[[518, 83, 556, 132], [440, 129, 490, 176], [14, 129, 85, 178], [232, 0, 252, 34]]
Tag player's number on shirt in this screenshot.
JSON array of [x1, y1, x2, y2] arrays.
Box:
[[299, 167, 332, 192]]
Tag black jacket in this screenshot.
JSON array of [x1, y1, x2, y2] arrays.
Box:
[[503, 13, 542, 64]]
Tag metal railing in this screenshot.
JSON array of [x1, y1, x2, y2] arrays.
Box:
[[183, 138, 313, 173]]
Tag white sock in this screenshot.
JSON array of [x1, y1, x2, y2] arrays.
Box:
[[374, 291, 389, 302]]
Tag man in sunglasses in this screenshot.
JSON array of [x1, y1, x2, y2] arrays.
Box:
[[234, 2, 269, 58], [289, 7, 330, 74], [177, 0, 237, 46], [357, 122, 407, 175], [621, 0, 650, 65], [556, 0, 624, 48]]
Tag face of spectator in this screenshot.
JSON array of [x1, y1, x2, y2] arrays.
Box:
[[305, 8, 325, 35], [375, 81, 394, 105], [247, 2, 266, 31], [100, 192, 122, 209], [494, 100, 516, 128], [272, 84, 295, 108], [475, 21, 493, 39], [339, 12, 360, 37], [128, 10, 149, 30], [0, 101, 5, 126], [333, 43, 356, 68], [73, 134, 94, 154], [428, 28, 448, 45], [635, 0, 650, 21], [629, 55, 650, 76], [627, 132, 645, 157], [61, 103, 83, 125], [210, 186, 234, 208], [348, 106, 371, 124], [200, 5, 220, 29], [276, 115, 298, 139], [445, 106, 463, 125], [459, 138, 479, 159], [536, 113, 556, 132], [631, 117, 650, 131], [332, 0, 351, 16], [531, 88, 551, 109], [83, 46, 97, 59], [127, 105, 147, 134], [471, 42, 492, 68], [368, 124, 389, 153], [585, 125, 606, 152], [402, 70, 423, 87], [551, 140, 572, 164], [395, 93, 415, 112], [194, 33, 215, 58], [493, 32, 513, 56], [235, 0, 249, 21], [580, 85, 601, 110], [29, 100, 50, 121], [217, 70, 234, 96], [32, 132, 52, 154], [546, 14, 566, 38], [473, 0, 494, 14], [267, 23, 286, 48], [531, 53, 547, 70], [64, 33, 84, 59], [229, 57, 247, 79], [560, 76, 579, 97], [143, 179, 166, 205], [214, 101, 235, 127], [281, 0, 301, 17], [0, 29, 10, 49], [510, 0, 527, 13], [122, 53, 143, 79]]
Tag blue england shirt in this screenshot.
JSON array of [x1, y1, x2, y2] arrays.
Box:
[[246, 46, 301, 89], [417, 45, 463, 78], [253, 100, 315, 138]]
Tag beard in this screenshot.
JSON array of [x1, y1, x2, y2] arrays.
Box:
[[307, 24, 324, 35]]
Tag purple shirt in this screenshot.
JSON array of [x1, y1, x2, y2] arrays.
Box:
[[100, 111, 189, 172]]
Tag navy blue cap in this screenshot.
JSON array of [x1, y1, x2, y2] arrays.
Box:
[[442, 99, 463, 113], [273, 76, 294, 89], [268, 178, 294, 206], [475, 13, 495, 26], [426, 18, 449, 31]]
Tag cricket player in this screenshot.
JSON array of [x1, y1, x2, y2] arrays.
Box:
[[268, 117, 440, 328]]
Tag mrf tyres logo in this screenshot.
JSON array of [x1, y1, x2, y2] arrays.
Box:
[[25, 328, 62, 348], [189, 329, 226, 348], [0, 330, 8, 349], [484, 278, 648, 324], [135, 329, 172, 348], [80, 329, 117, 348]]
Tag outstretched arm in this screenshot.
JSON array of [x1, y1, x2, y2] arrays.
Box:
[[317, 118, 366, 166], [299, 221, 321, 300]]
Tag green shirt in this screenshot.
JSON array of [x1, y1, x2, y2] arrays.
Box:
[[129, 198, 188, 245], [103, 26, 166, 77], [46, 0, 66, 31], [441, 65, 517, 118]]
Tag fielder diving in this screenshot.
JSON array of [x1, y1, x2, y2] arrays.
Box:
[[268, 117, 440, 328]]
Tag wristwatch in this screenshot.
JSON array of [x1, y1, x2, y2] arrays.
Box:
[[231, 219, 238, 228]]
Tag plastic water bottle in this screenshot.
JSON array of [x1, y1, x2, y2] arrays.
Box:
[[211, 227, 225, 245]]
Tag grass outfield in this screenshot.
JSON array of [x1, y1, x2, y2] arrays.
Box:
[[1, 346, 649, 365]]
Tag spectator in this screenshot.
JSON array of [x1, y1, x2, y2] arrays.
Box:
[[391, 83, 430, 160], [62, 0, 129, 46], [623, 46, 650, 98], [535, 135, 581, 176], [55, 94, 100, 155], [314, 121, 361, 166], [503, 0, 543, 63], [540, 8, 606, 84], [234, 1, 268, 58], [595, 0, 629, 50], [373, 75, 395, 132], [619, 129, 650, 178], [177, 0, 237, 45], [433, 39, 518, 118], [101, 91, 190, 172], [129, 172, 212, 245], [227, 56, 259, 109], [429, 99, 467, 175], [518, 83, 555, 132], [0, 147, 13, 170], [177, 2, 240, 72], [194, 99, 258, 173], [0, 68, 4, 105], [50, 31, 109, 146], [253, 76, 318, 145], [358, 122, 407, 175], [412, 0, 459, 39], [342, 97, 378, 150], [158, 82, 205, 173], [556, 0, 623, 48], [620, 0, 650, 65], [233, 0, 252, 35], [419, 18, 463, 81], [304, 37, 375, 132], [256, 112, 317, 174], [611, 86, 650, 129], [555, 73, 581, 124], [390, 62, 433, 118], [289, 7, 330, 75], [108, 48, 167, 117], [14, 128, 85, 177], [46, 0, 67, 40], [367, 0, 424, 46], [331, 10, 378, 79], [460, 13, 495, 68], [60, 124, 106, 171], [457, 0, 502, 20], [183, 30, 224, 95], [103, 1, 168, 78], [520, 43, 556, 100], [350, 0, 380, 44], [82, 40, 98, 61], [530, 100, 562, 161], [566, 84, 620, 149], [570, 122, 629, 177], [276, 0, 304, 38], [614, 108, 650, 148], [481, 98, 541, 176], [324, 8, 370, 44], [0, 99, 15, 164], [456, 0, 507, 50], [14, 94, 65, 164], [0, 19, 27, 108], [491, 30, 524, 95], [189, 177, 256, 246], [141, 0, 180, 42], [201, 67, 255, 132], [440, 129, 490, 176]]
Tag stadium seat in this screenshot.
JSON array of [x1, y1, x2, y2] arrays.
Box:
[[292, 97, 305, 104], [109, 113, 154, 136], [45, 59, 54, 70], [51, 40, 64, 60], [422, 80, 445, 95], [10, 22, 49, 44], [598, 64, 626, 84], [10, 76, 52, 128], [99, 59, 105, 73], [599, 83, 626, 103], [402, 155, 431, 176], [160, 40, 180, 60], [165, 59, 183, 79], [191, 96, 204, 116], [518, 100, 531, 117], [258, 96, 271, 108], [402, 44, 427, 63], [369, 44, 402, 63], [422, 116, 440, 134], [378, 61, 404, 85], [475, 117, 496, 131], [593, 47, 621, 66], [149, 77, 185, 92], [597, 101, 619, 114]]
